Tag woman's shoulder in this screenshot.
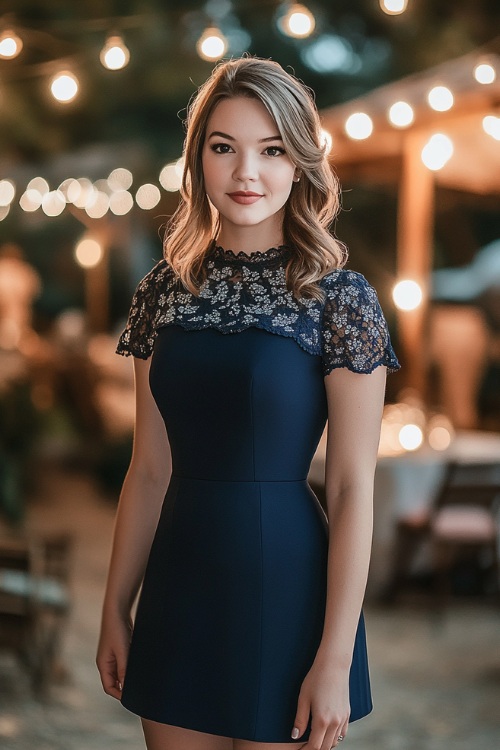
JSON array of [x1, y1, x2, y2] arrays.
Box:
[[135, 258, 175, 293], [320, 267, 374, 294]]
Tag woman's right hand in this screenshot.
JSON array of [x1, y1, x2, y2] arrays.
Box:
[[96, 612, 133, 699]]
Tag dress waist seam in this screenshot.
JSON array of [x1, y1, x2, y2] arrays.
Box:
[[171, 473, 308, 484]]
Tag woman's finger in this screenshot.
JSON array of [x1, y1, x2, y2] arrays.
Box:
[[291, 691, 311, 740]]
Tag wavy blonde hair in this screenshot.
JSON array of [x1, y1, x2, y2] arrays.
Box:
[[164, 56, 347, 301]]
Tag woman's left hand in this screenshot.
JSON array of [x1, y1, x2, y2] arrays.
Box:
[[291, 655, 350, 749]]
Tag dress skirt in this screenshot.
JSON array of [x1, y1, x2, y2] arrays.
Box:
[[120, 325, 372, 742]]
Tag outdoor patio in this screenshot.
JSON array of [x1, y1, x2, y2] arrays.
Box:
[[0, 460, 498, 750]]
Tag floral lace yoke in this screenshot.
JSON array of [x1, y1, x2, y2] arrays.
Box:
[[116, 244, 401, 376]]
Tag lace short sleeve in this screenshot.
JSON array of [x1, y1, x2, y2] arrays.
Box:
[[321, 270, 401, 376], [116, 259, 172, 359]]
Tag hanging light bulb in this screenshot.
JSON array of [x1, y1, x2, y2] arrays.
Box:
[[196, 26, 228, 61], [379, 0, 409, 15], [474, 62, 496, 85], [0, 29, 23, 59], [483, 115, 500, 141], [427, 85, 454, 112], [421, 133, 454, 171], [388, 101, 414, 128], [278, 4, 316, 39], [345, 112, 373, 140], [50, 71, 79, 103], [392, 279, 423, 311], [100, 34, 130, 70]]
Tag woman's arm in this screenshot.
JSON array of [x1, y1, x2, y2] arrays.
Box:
[[96, 356, 172, 698], [292, 364, 387, 748]]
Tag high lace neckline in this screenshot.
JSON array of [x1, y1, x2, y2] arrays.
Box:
[[211, 243, 291, 263]]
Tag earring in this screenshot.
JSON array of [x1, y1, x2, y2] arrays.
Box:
[[294, 174, 301, 182]]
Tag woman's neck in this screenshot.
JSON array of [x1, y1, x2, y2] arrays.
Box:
[[216, 220, 284, 255]]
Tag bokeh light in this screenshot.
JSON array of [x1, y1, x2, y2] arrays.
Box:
[[19, 189, 43, 212], [474, 62, 496, 85], [427, 85, 454, 112], [379, 0, 409, 14], [27, 177, 50, 196], [100, 34, 130, 70], [108, 168, 133, 191], [0, 30, 23, 59], [388, 100, 414, 128], [0, 180, 16, 206], [41, 190, 66, 217], [345, 112, 373, 140], [75, 237, 103, 268], [482, 115, 500, 141], [278, 4, 316, 39], [136, 184, 161, 210], [50, 72, 79, 103], [421, 133, 454, 170], [109, 190, 134, 215], [196, 27, 228, 61], [159, 163, 182, 192], [393, 280, 423, 311], [398, 424, 423, 451]]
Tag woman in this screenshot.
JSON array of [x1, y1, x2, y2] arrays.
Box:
[[97, 56, 400, 750]]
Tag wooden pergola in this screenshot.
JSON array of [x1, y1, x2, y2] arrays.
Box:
[[321, 41, 500, 396]]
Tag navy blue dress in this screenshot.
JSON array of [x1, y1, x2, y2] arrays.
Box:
[[116, 244, 400, 743]]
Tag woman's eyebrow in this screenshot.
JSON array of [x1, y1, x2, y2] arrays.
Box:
[[207, 130, 283, 142]]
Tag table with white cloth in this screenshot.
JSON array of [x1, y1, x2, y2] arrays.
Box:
[[308, 430, 500, 598]]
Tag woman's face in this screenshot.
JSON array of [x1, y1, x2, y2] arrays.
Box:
[[201, 96, 297, 241]]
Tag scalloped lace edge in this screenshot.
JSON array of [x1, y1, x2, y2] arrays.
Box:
[[116, 320, 401, 374]]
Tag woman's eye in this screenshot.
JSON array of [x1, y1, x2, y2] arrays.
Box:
[[264, 146, 286, 157], [211, 143, 233, 154]]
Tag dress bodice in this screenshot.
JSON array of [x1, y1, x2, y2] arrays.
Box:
[[116, 244, 400, 377]]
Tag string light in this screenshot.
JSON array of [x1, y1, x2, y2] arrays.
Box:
[[100, 34, 130, 70], [483, 115, 500, 141], [50, 72, 79, 103], [474, 62, 496, 85], [0, 180, 16, 206], [392, 280, 423, 311], [27, 177, 49, 195], [421, 133, 454, 171], [379, 0, 409, 15], [427, 85, 454, 112], [0, 29, 23, 58], [41, 190, 66, 217], [75, 237, 103, 268], [398, 423, 423, 451], [0, 205, 10, 221], [19, 189, 43, 212], [278, 4, 316, 39], [388, 100, 414, 128], [344, 112, 373, 140], [107, 168, 133, 191], [85, 191, 110, 218], [196, 26, 228, 61], [109, 190, 134, 215], [159, 162, 182, 192], [135, 184, 161, 210]]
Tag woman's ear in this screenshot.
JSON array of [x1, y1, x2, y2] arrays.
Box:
[[293, 170, 301, 183]]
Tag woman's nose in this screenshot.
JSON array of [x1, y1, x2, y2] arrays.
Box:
[[232, 152, 258, 182]]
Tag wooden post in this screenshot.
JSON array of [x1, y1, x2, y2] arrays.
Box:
[[85, 245, 109, 333], [397, 132, 435, 398]]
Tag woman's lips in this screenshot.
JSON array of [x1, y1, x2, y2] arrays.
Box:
[[227, 192, 263, 205]]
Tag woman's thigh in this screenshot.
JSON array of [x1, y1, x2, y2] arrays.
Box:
[[141, 719, 233, 750]]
